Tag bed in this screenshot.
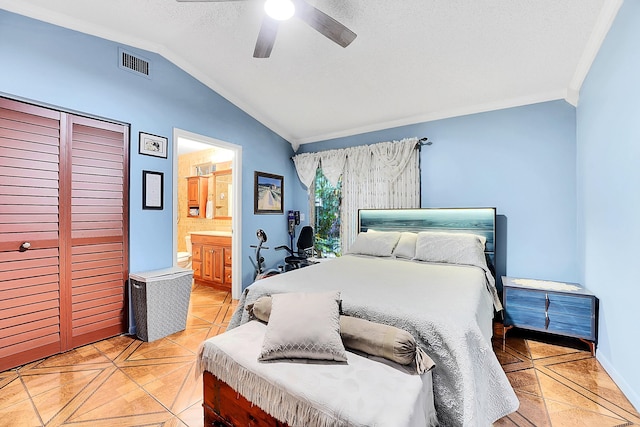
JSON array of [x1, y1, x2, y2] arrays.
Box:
[[198, 208, 519, 426]]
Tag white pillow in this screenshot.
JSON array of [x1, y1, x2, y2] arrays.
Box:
[[413, 232, 487, 266], [258, 291, 347, 362], [392, 232, 418, 259], [347, 231, 401, 257]]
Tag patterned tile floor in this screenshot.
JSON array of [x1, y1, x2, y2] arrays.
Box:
[[1, 284, 638, 426], [493, 326, 640, 426]]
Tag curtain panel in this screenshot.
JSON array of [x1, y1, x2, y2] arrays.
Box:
[[292, 152, 320, 190], [341, 138, 420, 252], [291, 137, 420, 254]]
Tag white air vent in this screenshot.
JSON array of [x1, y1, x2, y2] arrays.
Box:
[[118, 48, 151, 78]]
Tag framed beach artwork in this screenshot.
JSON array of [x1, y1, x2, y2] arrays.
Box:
[[139, 132, 168, 158], [254, 171, 283, 214]]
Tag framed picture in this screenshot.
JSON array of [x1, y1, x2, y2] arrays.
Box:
[[142, 170, 164, 210], [254, 171, 284, 214], [139, 132, 168, 158]]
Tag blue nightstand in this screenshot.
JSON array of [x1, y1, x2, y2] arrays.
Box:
[[502, 276, 599, 355]]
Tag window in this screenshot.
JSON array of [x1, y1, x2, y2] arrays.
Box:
[[194, 162, 215, 176], [313, 168, 341, 257]]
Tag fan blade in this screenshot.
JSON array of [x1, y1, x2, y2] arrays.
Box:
[[295, 0, 356, 48], [254, 17, 279, 58]]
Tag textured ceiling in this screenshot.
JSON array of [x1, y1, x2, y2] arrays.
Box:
[[0, 0, 620, 148]]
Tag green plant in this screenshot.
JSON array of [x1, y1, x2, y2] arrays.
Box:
[[313, 169, 341, 256]]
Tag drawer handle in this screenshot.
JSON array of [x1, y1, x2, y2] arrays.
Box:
[[545, 312, 550, 329]]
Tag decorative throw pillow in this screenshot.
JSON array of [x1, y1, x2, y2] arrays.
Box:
[[258, 291, 347, 362], [250, 295, 435, 373], [248, 296, 272, 322], [347, 231, 401, 257], [340, 315, 435, 373], [392, 232, 418, 259], [413, 231, 486, 266]]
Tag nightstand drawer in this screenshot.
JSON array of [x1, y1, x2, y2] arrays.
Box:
[[504, 287, 546, 310], [547, 293, 592, 317], [547, 312, 595, 340], [504, 307, 546, 329]]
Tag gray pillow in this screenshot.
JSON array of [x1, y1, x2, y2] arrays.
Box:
[[258, 291, 347, 362], [413, 231, 486, 265], [392, 232, 418, 259], [347, 231, 401, 257]]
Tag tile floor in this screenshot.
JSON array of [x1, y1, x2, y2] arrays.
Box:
[[493, 326, 639, 426], [1, 284, 638, 426]]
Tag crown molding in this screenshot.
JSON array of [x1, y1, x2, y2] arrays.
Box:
[[567, 0, 623, 106], [293, 90, 567, 146]]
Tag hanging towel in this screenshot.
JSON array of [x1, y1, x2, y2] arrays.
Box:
[[206, 199, 213, 219]]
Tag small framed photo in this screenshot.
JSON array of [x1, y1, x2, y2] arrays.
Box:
[[254, 171, 283, 214], [139, 132, 168, 158], [142, 170, 164, 210]]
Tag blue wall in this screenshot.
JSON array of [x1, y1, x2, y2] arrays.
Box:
[[0, 10, 301, 286], [577, 0, 640, 409], [299, 100, 578, 285]]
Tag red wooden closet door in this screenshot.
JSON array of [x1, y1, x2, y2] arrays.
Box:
[[0, 98, 129, 371], [66, 116, 129, 348]]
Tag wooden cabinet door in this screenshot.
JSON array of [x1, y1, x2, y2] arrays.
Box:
[[187, 176, 207, 218], [212, 246, 224, 284], [202, 244, 224, 284], [187, 177, 200, 206]]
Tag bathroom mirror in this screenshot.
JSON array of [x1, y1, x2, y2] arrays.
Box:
[[213, 170, 232, 219]]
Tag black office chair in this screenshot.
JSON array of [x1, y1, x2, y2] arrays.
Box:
[[276, 226, 316, 270]]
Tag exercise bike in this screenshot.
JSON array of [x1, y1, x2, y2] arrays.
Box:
[[249, 229, 280, 280], [275, 210, 316, 271]]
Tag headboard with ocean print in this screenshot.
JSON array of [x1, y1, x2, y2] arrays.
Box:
[[358, 207, 497, 271]]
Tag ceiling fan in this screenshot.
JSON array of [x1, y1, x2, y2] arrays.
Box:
[[176, 0, 357, 58]]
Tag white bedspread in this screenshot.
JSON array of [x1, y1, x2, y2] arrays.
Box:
[[228, 255, 519, 426], [199, 320, 437, 427]]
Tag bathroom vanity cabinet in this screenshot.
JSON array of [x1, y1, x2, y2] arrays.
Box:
[[191, 233, 231, 291]]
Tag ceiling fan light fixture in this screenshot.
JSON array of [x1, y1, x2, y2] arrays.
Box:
[[264, 0, 295, 21]]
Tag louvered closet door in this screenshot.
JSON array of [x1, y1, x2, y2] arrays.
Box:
[[67, 116, 129, 348], [0, 98, 128, 371], [0, 98, 63, 371]]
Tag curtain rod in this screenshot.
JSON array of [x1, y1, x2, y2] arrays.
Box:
[[417, 137, 433, 146], [291, 137, 432, 160]]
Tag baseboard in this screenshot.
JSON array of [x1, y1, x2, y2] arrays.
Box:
[[597, 353, 640, 412]]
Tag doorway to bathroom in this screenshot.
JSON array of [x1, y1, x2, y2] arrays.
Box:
[[172, 128, 242, 299]]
